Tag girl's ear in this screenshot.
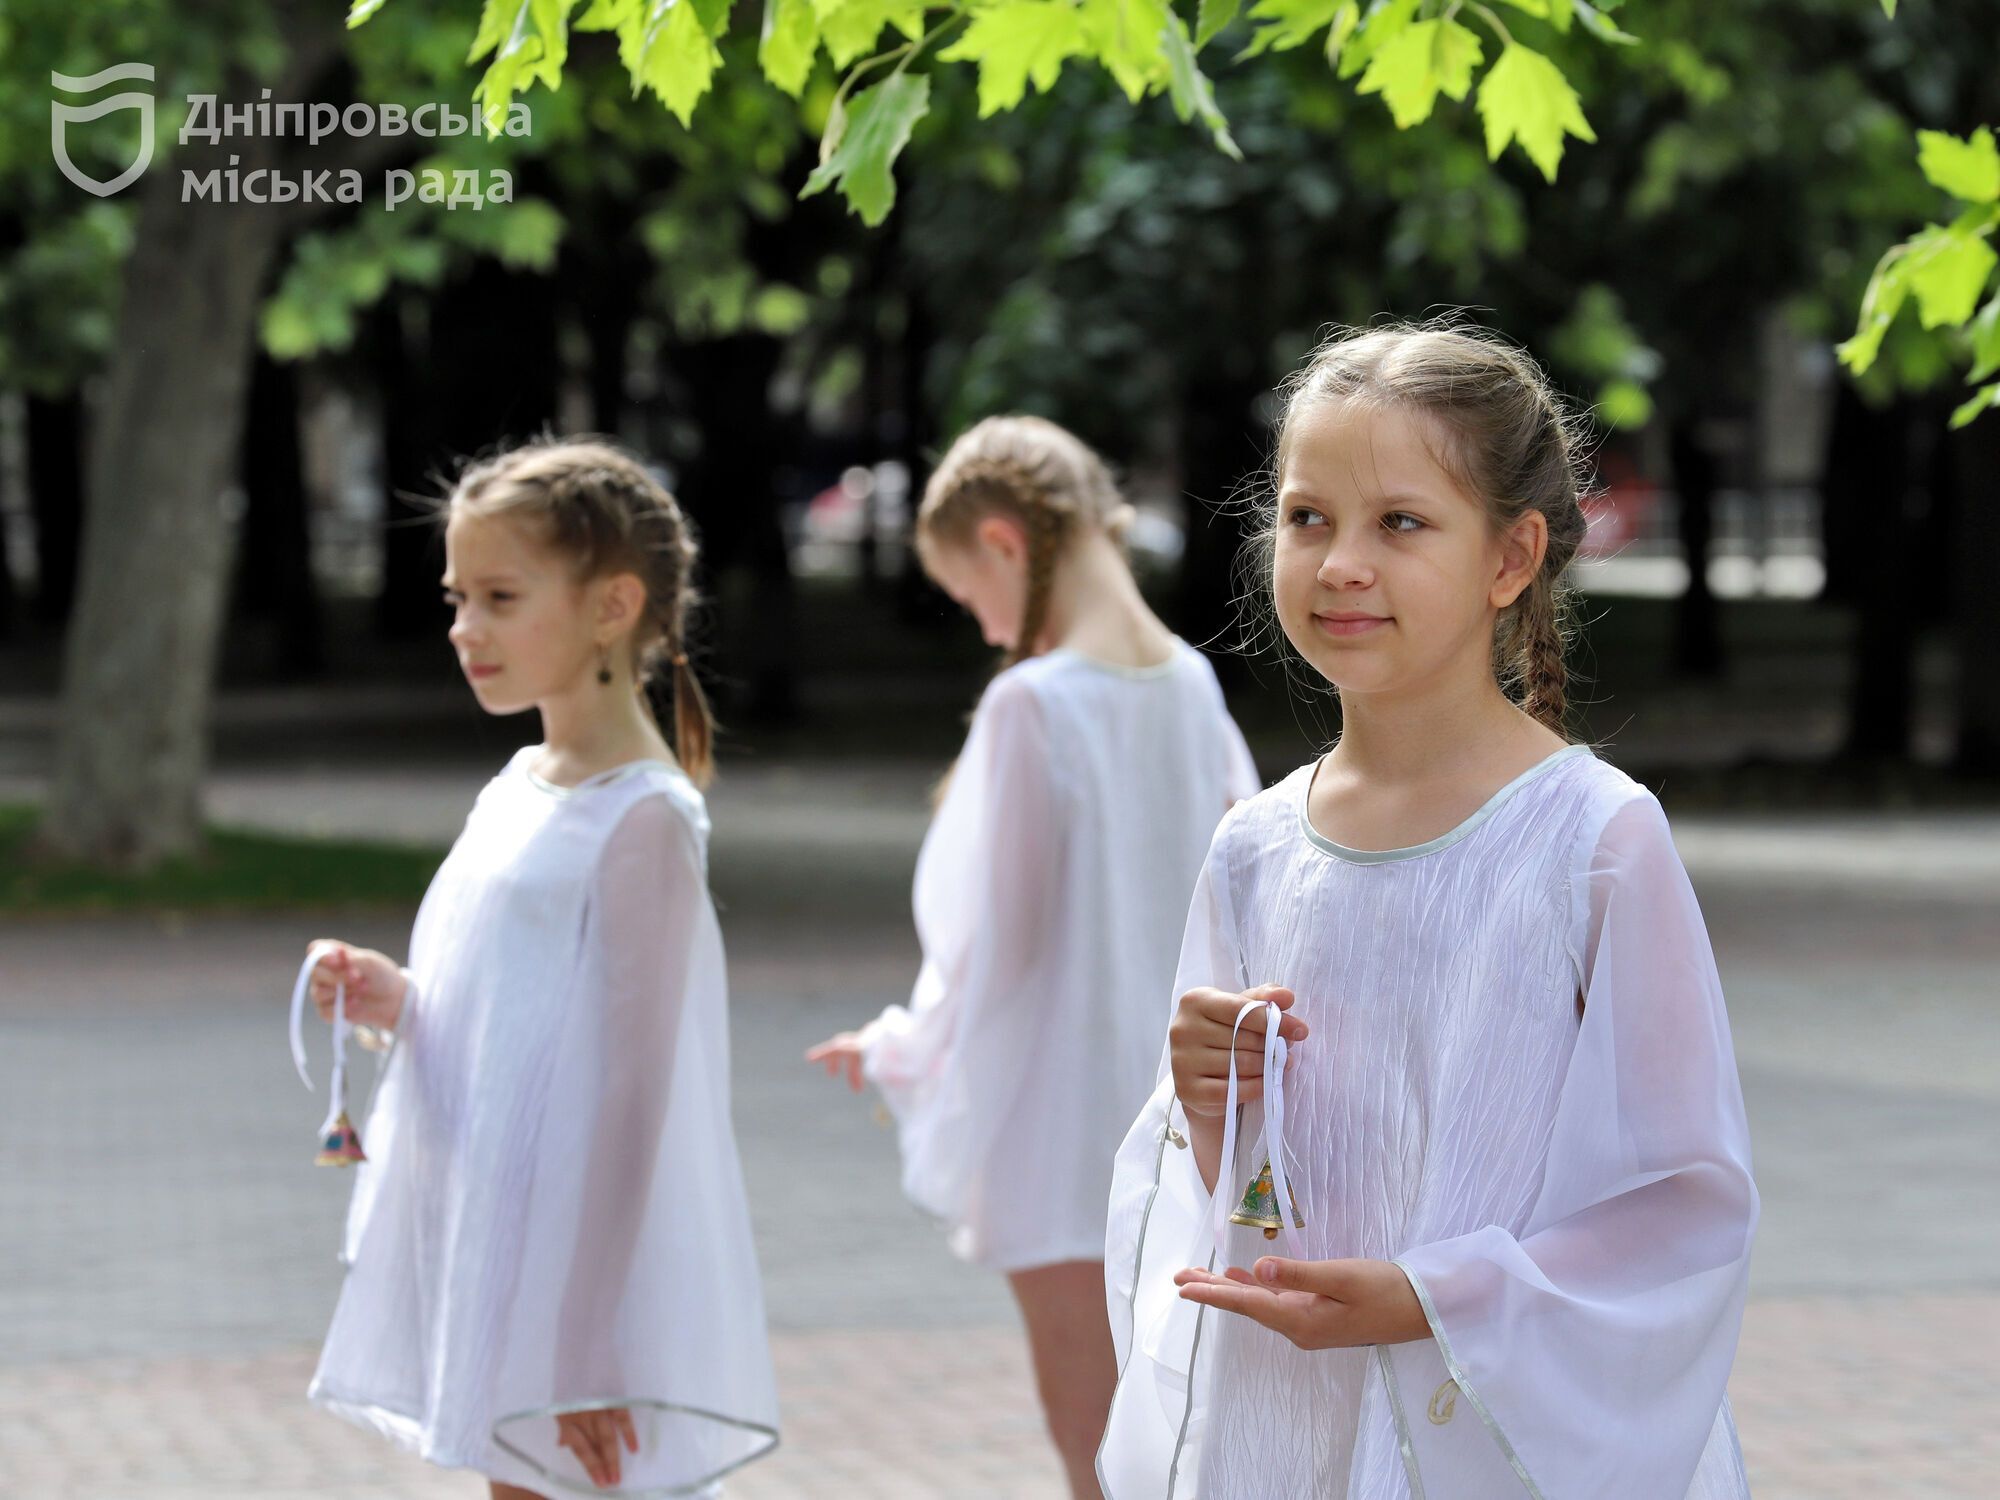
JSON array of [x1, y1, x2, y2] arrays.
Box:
[[973, 514, 1028, 568], [1490, 509, 1549, 610], [595, 571, 648, 640]]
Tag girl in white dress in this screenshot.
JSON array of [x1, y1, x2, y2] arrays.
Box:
[[808, 416, 1259, 1497], [298, 439, 778, 1498], [1100, 326, 1758, 1500]]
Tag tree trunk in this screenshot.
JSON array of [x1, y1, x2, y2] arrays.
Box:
[[234, 349, 325, 677], [39, 161, 287, 866], [1668, 418, 1723, 677], [1945, 412, 2000, 773], [25, 392, 85, 627]]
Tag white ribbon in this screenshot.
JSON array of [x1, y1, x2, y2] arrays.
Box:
[[288, 942, 350, 1136], [1206, 998, 1306, 1263]]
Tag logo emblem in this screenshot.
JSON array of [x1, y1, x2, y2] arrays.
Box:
[[1427, 1379, 1458, 1425], [51, 63, 156, 197]]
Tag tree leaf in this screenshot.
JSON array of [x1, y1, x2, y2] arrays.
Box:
[[1196, 0, 1242, 49], [1545, 0, 1573, 34], [1949, 381, 1999, 429], [759, 0, 820, 95], [1160, 14, 1241, 157], [1916, 127, 2000, 205], [1495, 0, 1547, 16], [1237, 0, 1350, 62], [814, 0, 925, 67], [1969, 292, 2000, 384], [629, 0, 724, 125], [938, 1, 1088, 116], [1879, 0, 1896, 17], [800, 70, 930, 224], [1572, 0, 1637, 44], [1902, 221, 1999, 329], [347, 0, 392, 27], [1323, 0, 1360, 63], [1334, 0, 1418, 78], [471, 0, 573, 123], [1836, 246, 1911, 375], [1356, 17, 1482, 129], [1078, 0, 1172, 101], [1475, 42, 1595, 182]]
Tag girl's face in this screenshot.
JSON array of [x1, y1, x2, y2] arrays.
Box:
[[1272, 401, 1544, 703], [922, 518, 1030, 650], [442, 510, 621, 715]]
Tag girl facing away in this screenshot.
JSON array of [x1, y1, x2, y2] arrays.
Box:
[[1099, 326, 1757, 1499], [297, 439, 778, 1498], [808, 415, 1261, 1497]]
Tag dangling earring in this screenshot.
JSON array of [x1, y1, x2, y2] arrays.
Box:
[[596, 647, 612, 685]]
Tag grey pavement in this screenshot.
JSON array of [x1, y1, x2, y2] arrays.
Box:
[[3, 760, 1999, 1495]]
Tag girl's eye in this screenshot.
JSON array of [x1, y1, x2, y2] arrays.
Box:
[[1383, 512, 1425, 534], [488, 592, 514, 604], [1286, 507, 1326, 528]]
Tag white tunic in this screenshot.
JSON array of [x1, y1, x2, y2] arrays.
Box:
[[310, 748, 779, 1497], [1100, 746, 1757, 1500], [861, 642, 1261, 1272]]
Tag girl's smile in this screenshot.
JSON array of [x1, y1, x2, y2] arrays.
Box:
[[1312, 610, 1393, 638]]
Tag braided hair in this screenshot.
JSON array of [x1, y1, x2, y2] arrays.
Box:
[[446, 436, 716, 784], [916, 416, 1134, 667], [1266, 322, 1590, 733]]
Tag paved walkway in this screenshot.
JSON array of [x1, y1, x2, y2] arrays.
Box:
[[5, 763, 1999, 1497]]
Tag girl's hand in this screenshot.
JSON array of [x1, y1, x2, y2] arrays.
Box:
[[805, 1032, 867, 1092], [1168, 983, 1305, 1119], [556, 1406, 639, 1488], [305, 941, 406, 1033], [1172, 1257, 1428, 1350]]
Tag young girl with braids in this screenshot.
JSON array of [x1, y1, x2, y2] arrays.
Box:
[[808, 415, 1259, 1497], [298, 439, 778, 1498], [1099, 327, 1757, 1500]]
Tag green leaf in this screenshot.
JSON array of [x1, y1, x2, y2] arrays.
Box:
[[1495, 0, 1546, 16], [347, 0, 392, 27], [800, 70, 930, 224], [1949, 381, 1999, 428], [816, 0, 925, 67], [1545, 0, 1573, 34], [938, 1, 1088, 116], [1476, 42, 1595, 181], [1903, 221, 1999, 329], [1323, 0, 1360, 62], [1916, 127, 2000, 205], [1356, 17, 1482, 129], [1160, 14, 1242, 157], [1196, 0, 1241, 49], [1836, 247, 1911, 375], [1572, 0, 1637, 44], [1334, 0, 1418, 77], [627, 0, 724, 125], [470, 0, 572, 123], [1879, 0, 1896, 16], [1078, 0, 1172, 100], [1237, 0, 1350, 61], [1192, 0, 1240, 49], [1969, 293, 2000, 383], [759, 0, 820, 95]]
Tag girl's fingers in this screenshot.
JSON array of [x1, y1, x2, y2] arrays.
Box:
[[615, 1407, 639, 1453]]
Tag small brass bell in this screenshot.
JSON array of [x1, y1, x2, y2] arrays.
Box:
[[1227, 1154, 1303, 1239], [316, 1109, 368, 1167]]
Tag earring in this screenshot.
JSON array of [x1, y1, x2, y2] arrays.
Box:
[[596, 648, 612, 686]]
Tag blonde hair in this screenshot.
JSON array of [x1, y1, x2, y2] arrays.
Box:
[[916, 415, 1135, 666], [1267, 322, 1590, 733], [446, 436, 716, 785]]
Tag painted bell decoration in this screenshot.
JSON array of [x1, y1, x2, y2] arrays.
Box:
[[289, 944, 368, 1169], [316, 1108, 368, 1167], [1228, 1153, 1305, 1240]]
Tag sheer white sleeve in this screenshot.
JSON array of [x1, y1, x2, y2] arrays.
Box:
[[1099, 831, 1248, 1498], [552, 793, 702, 1397], [859, 675, 1068, 1226], [1383, 792, 1758, 1499]]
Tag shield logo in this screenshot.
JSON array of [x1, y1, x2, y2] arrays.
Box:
[[51, 63, 156, 198]]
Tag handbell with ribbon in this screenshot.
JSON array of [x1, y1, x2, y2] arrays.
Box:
[[288, 943, 367, 1168], [1206, 998, 1308, 1263], [1229, 1154, 1304, 1240]]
